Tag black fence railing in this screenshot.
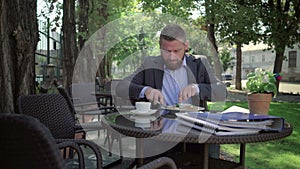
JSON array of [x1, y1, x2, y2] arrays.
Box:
[[35, 19, 63, 93]]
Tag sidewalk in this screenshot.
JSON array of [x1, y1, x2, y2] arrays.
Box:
[[228, 81, 300, 102], [227, 89, 300, 102]]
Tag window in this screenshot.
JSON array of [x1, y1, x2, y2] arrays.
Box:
[[252, 56, 255, 62], [288, 51, 297, 68], [262, 55, 265, 62]]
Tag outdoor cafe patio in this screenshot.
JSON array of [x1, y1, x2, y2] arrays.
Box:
[[1, 79, 295, 169]]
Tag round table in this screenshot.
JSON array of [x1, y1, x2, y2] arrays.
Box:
[[102, 111, 293, 169]]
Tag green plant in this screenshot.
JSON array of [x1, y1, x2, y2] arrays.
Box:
[[246, 68, 281, 97]]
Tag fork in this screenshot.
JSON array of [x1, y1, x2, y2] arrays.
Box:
[[156, 102, 167, 109]]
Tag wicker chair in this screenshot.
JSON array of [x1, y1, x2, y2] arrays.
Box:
[[137, 157, 177, 169], [17, 94, 178, 169], [57, 86, 125, 157], [17, 93, 137, 169], [0, 113, 102, 169], [17, 94, 106, 168], [57, 86, 112, 136]]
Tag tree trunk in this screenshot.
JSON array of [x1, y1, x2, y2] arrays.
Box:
[[273, 45, 284, 92], [205, 0, 222, 80], [78, 0, 89, 50], [97, 0, 110, 82], [62, 0, 78, 87], [235, 43, 242, 90], [0, 0, 38, 113], [207, 24, 222, 80]]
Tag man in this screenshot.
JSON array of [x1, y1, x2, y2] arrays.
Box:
[[116, 24, 227, 108], [116, 24, 227, 159]]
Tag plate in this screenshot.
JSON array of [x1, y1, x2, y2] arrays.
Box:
[[163, 104, 204, 112], [130, 109, 157, 116]]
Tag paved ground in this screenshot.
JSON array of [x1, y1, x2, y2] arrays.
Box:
[[239, 80, 300, 95], [228, 81, 300, 102], [227, 90, 300, 102]]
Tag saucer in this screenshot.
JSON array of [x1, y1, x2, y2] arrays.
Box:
[[163, 104, 205, 112], [131, 115, 156, 123], [130, 109, 157, 116], [135, 122, 151, 128]]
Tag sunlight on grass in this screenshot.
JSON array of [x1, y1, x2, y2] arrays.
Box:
[[223, 102, 300, 169], [270, 153, 300, 169]]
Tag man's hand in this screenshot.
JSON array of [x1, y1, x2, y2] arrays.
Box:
[[145, 88, 165, 105], [150, 118, 163, 130], [178, 84, 198, 103]]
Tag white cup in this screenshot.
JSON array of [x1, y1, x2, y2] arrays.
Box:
[[135, 102, 151, 112]]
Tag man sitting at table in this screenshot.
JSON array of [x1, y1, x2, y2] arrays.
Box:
[[116, 24, 227, 158]]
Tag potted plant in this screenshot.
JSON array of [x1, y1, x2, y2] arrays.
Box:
[[246, 68, 282, 115]]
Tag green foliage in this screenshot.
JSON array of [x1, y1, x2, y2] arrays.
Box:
[[260, 1, 300, 51], [209, 0, 261, 44], [87, 0, 140, 38], [246, 68, 278, 96], [37, 0, 63, 32], [219, 48, 234, 71], [139, 0, 197, 19]]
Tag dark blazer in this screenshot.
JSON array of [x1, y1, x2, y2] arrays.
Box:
[[116, 54, 227, 106]]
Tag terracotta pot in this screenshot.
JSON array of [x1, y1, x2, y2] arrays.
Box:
[[247, 93, 272, 115]]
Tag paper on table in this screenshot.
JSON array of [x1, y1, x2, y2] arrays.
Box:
[[222, 106, 250, 114], [182, 111, 284, 132], [176, 122, 260, 136]]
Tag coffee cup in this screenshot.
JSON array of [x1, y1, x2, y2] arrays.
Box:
[[135, 102, 151, 112]]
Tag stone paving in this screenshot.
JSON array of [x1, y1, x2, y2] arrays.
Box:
[[227, 89, 300, 102]]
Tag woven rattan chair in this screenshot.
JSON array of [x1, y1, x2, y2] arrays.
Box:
[[17, 94, 104, 168], [57, 86, 111, 136], [137, 157, 177, 169], [57, 86, 125, 157], [0, 113, 102, 169], [17, 93, 137, 169]]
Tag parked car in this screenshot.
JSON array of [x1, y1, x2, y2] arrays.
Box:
[[222, 74, 233, 87]]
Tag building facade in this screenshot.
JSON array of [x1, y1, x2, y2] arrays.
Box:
[[230, 43, 300, 82]]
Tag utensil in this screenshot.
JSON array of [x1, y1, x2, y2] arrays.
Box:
[[157, 102, 167, 109]]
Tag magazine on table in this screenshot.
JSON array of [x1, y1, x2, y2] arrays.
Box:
[[175, 107, 284, 135], [175, 117, 261, 136], [191, 112, 284, 131]]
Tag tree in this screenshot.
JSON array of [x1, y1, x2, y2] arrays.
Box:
[[211, 0, 261, 90], [85, 0, 139, 83], [0, 0, 39, 113], [140, 0, 196, 18], [219, 48, 234, 72], [204, 0, 223, 79], [78, 0, 89, 50], [260, 1, 300, 90], [62, 0, 78, 87]]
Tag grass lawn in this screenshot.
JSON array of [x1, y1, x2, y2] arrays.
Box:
[[222, 102, 300, 169]]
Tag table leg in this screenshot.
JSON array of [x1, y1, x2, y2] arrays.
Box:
[[136, 138, 144, 167], [203, 143, 209, 169], [239, 143, 246, 169], [109, 96, 113, 106]]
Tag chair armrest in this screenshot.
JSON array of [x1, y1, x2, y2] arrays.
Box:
[[56, 139, 103, 169], [56, 140, 84, 169], [75, 106, 116, 116], [77, 121, 103, 130], [74, 101, 100, 107], [137, 157, 177, 169]]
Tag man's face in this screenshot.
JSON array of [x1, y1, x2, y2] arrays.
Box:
[[160, 39, 188, 70]]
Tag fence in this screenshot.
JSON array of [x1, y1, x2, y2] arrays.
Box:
[[35, 19, 63, 93]]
